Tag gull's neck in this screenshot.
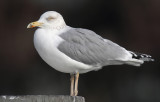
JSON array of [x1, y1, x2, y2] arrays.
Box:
[[40, 25, 71, 36], [54, 22, 66, 30]]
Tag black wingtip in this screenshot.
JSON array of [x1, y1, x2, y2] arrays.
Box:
[[129, 51, 154, 62]]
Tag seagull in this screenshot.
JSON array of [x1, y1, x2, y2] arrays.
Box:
[[27, 11, 154, 96]]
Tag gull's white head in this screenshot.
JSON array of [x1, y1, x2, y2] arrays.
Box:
[[27, 11, 66, 29]]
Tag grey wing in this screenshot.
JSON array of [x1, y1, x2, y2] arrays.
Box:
[[58, 28, 131, 66]]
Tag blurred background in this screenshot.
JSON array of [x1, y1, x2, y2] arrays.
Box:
[[0, 0, 160, 102]]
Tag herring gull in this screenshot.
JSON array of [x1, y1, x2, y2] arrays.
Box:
[[27, 11, 154, 96]]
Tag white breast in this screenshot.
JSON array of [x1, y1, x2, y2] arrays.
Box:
[[33, 28, 93, 74]]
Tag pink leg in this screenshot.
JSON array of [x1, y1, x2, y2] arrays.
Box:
[[74, 72, 79, 96], [70, 74, 74, 96]]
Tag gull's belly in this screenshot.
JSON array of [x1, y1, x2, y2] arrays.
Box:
[[36, 46, 80, 73], [33, 29, 92, 74]]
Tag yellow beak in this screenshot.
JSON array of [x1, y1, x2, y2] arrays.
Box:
[[27, 21, 43, 28]]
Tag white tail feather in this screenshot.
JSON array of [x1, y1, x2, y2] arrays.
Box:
[[125, 59, 144, 66]]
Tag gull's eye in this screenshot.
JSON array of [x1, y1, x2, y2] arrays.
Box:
[[46, 16, 54, 21]]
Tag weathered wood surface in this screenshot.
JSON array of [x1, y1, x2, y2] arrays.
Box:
[[0, 95, 85, 102]]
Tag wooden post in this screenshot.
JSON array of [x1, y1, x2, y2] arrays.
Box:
[[0, 95, 85, 102]]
